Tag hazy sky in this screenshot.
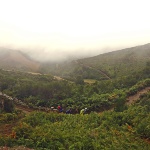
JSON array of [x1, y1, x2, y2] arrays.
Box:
[[0, 0, 150, 61]]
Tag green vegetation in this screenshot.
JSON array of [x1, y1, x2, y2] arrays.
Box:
[[42, 44, 150, 81], [0, 95, 150, 149], [0, 95, 14, 113], [0, 61, 149, 112], [84, 79, 97, 84], [0, 45, 150, 149], [0, 64, 149, 149]]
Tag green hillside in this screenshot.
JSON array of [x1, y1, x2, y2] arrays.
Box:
[[0, 44, 150, 149], [0, 86, 150, 149], [79, 43, 150, 78], [0, 47, 40, 72], [0, 59, 150, 149], [42, 43, 150, 81]]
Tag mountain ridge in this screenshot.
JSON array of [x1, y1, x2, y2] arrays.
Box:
[[42, 43, 150, 80], [0, 43, 150, 79], [0, 47, 40, 72]]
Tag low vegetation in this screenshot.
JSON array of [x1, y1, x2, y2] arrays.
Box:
[[0, 46, 150, 149], [0, 94, 150, 149], [41, 44, 150, 81]]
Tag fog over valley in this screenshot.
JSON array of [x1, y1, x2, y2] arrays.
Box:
[[0, 0, 150, 62]]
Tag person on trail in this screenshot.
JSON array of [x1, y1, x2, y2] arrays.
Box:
[[84, 108, 87, 114], [51, 107, 58, 112], [66, 108, 72, 114], [51, 106, 54, 110], [57, 105, 62, 113], [80, 108, 87, 115], [80, 109, 84, 115]]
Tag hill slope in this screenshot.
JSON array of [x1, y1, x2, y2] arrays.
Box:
[[0, 43, 150, 80], [0, 47, 40, 72], [79, 43, 150, 78], [42, 43, 150, 80]]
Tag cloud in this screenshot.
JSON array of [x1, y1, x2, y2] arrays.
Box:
[[0, 0, 150, 62]]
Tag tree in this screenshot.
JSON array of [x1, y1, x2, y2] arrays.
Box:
[[75, 76, 84, 85], [3, 98, 14, 113], [114, 97, 127, 112]]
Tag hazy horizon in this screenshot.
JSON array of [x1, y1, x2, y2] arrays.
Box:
[[0, 0, 150, 62]]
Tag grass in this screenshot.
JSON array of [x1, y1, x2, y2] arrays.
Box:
[[84, 79, 97, 84]]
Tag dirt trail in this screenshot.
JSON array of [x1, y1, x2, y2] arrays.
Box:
[[0, 146, 34, 150], [126, 87, 150, 105], [15, 104, 33, 114], [0, 113, 24, 137], [0, 124, 15, 136], [75, 60, 111, 80], [0, 106, 33, 137], [2, 86, 150, 115]]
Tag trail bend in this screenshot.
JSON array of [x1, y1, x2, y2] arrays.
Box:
[[74, 60, 111, 80], [126, 87, 150, 105]]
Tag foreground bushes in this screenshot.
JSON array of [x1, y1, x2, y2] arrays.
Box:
[[0, 99, 150, 150]]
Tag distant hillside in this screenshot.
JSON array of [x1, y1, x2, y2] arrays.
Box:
[[0, 47, 40, 72], [42, 43, 150, 81], [78, 43, 150, 78], [1, 43, 150, 80]]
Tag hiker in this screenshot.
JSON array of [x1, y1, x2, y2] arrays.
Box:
[[51, 106, 57, 112], [57, 105, 63, 113], [74, 108, 79, 114], [50, 106, 54, 111], [50, 107, 58, 113], [80, 108, 87, 115], [66, 108, 72, 114]]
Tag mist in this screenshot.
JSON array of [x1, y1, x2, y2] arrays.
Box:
[[0, 0, 150, 62], [1, 37, 150, 63]]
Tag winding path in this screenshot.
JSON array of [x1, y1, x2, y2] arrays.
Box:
[[1, 85, 150, 115], [1, 86, 150, 115], [15, 104, 33, 114], [126, 87, 150, 105], [74, 60, 111, 80]]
